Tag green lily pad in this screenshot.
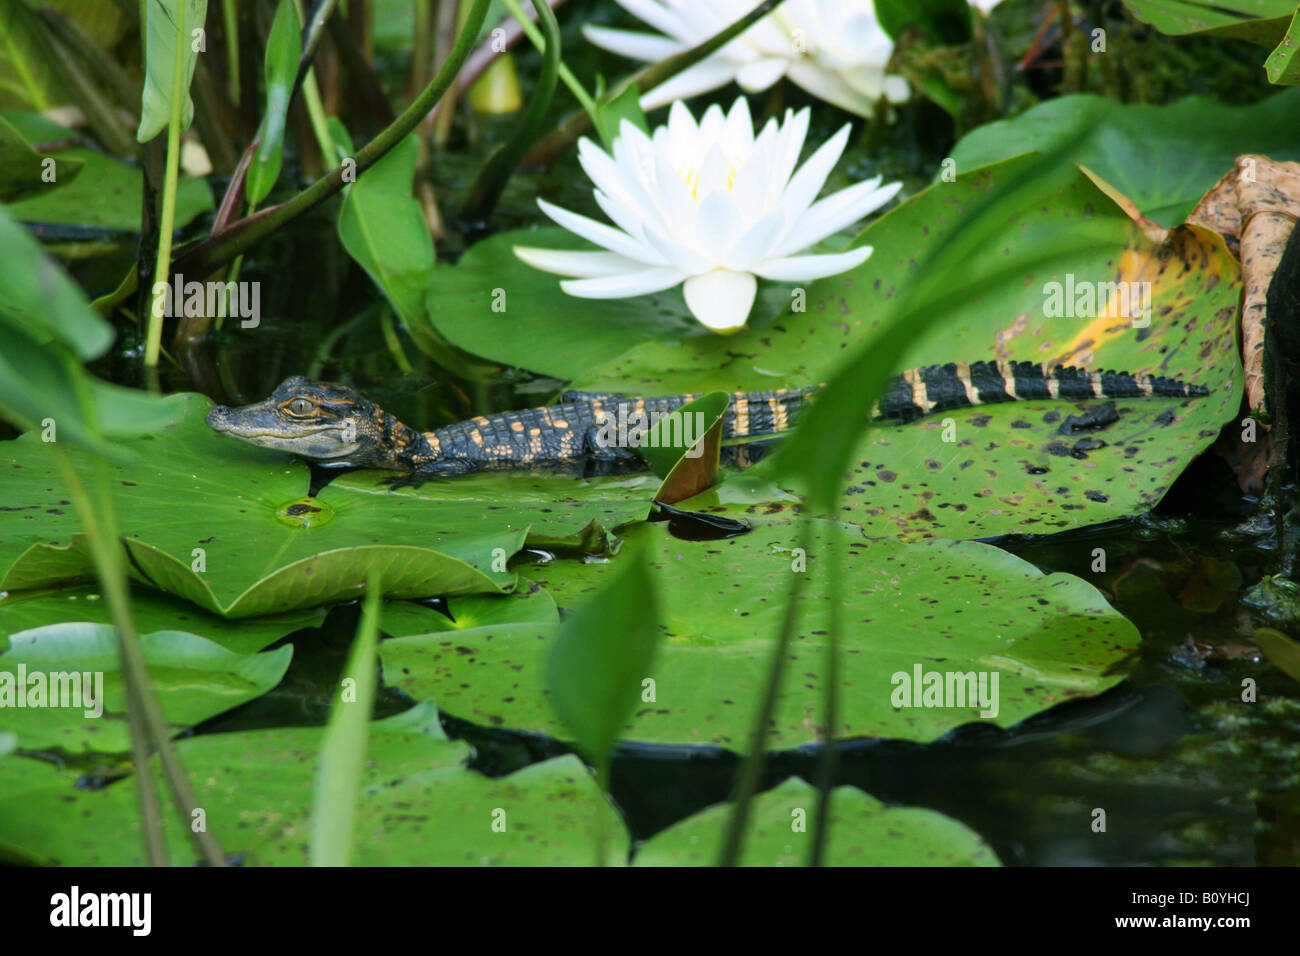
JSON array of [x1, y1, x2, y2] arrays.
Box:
[[0, 623, 292, 752], [385, 519, 1138, 747], [2, 111, 211, 231], [0, 703, 628, 865], [634, 777, 1000, 866], [0, 113, 81, 202], [330, 464, 661, 541], [0, 585, 325, 654], [567, 157, 1242, 540], [949, 91, 1300, 226], [0, 394, 523, 616], [378, 585, 559, 638], [425, 228, 789, 381], [1120, 0, 1294, 43]]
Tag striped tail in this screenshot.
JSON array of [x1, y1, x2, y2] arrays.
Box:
[[560, 387, 819, 440], [871, 361, 1209, 423]]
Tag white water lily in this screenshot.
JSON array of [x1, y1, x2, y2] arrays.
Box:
[[583, 0, 909, 116], [514, 97, 902, 332]]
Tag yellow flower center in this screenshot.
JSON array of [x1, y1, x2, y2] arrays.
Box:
[[678, 156, 746, 199]]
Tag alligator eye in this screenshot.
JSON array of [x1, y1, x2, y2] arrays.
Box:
[[286, 398, 316, 416]]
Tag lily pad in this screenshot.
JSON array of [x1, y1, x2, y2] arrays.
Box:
[[0, 623, 292, 752], [378, 585, 559, 638], [384, 519, 1138, 747], [949, 91, 1300, 226], [2, 111, 212, 232], [567, 157, 1242, 540], [0, 585, 325, 654], [0, 703, 628, 865], [0, 113, 81, 202], [1120, 0, 1294, 43], [425, 228, 788, 381], [634, 777, 1000, 866], [0, 394, 523, 616], [330, 464, 661, 541]]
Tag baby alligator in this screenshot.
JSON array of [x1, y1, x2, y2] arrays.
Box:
[[205, 362, 1208, 477]]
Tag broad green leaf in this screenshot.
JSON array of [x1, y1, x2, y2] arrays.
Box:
[[1255, 627, 1300, 683], [642, 392, 728, 504], [426, 228, 790, 380], [0, 204, 111, 359], [311, 578, 380, 866], [546, 548, 659, 763], [137, 0, 208, 142], [876, 0, 973, 44], [949, 90, 1300, 226], [0, 703, 629, 864], [0, 113, 80, 201], [1120, 0, 1294, 42], [386, 519, 1138, 747], [0, 395, 523, 616], [594, 83, 648, 149], [0, 317, 181, 457], [0, 585, 325, 655], [1266, 9, 1300, 83], [245, 0, 301, 205], [338, 133, 434, 330], [0, 623, 292, 752], [570, 157, 1243, 539], [634, 777, 1000, 866], [4, 112, 212, 231]]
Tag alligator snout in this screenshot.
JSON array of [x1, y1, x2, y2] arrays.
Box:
[[205, 406, 231, 431]]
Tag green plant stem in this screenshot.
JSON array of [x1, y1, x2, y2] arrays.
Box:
[[718, 514, 814, 866], [499, 0, 594, 117], [809, 517, 842, 866], [48, 449, 166, 866], [173, 0, 493, 279], [412, 0, 433, 99], [433, 0, 466, 145], [293, 0, 340, 165], [378, 305, 415, 373], [145, 0, 189, 367], [35, 6, 139, 112], [458, 0, 559, 224], [594, 757, 610, 867], [224, 0, 241, 106], [1, 13, 46, 108], [49, 446, 228, 867]]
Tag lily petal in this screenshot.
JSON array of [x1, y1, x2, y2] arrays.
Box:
[[736, 57, 788, 91], [581, 25, 685, 63], [753, 246, 873, 282], [536, 198, 663, 266], [771, 178, 902, 257], [641, 58, 739, 110], [683, 269, 758, 331], [560, 268, 686, 298], [780, 122, 851, 224], [724, 209, 785, 273], [513, 247, 646, 278]]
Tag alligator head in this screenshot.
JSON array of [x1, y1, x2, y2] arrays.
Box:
[[205, 376, 429, 469]]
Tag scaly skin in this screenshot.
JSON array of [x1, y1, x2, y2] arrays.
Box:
[[205, 364, 1208, 477]]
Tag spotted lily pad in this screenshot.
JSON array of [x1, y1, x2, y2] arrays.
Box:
[[0, 703, 627, 865], [633, 777, 1000, 866], [569, 157, 1242, 540], [949, 91, 1300, 226], [0, 394, 524, 616], [0, 585, 325, 655], [384, 519, 1137, 747], [0, 623, 292, 752]]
